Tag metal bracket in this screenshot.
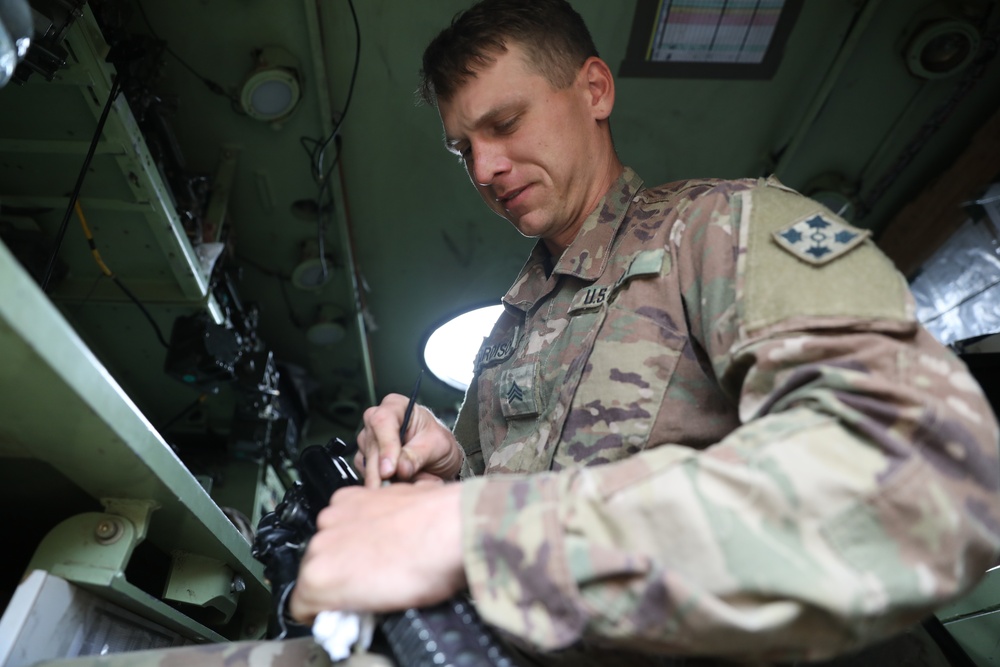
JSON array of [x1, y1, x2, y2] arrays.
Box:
[[25, 498, 157, 586], [163, 551, 242, 625]]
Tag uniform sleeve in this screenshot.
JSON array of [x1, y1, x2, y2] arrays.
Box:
[[453, 374, 485, 478], [458, 182, 1000, 661]]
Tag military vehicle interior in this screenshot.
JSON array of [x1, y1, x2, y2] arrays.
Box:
[[1, 0, 1000, 664]]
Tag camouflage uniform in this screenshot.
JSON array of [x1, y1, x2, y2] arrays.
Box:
[[43, 170, 998, 667], [450, 168, 1000, 665]]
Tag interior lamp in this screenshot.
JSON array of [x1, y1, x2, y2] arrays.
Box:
[[423, 304, 504, 391], [307, 304, 347, 346], [0, 0, 32, 88], [291, 240, 333, 290], [239, 47, 302, 126]]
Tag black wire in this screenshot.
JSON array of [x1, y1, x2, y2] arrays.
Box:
[[305, 0, 361, 184], [299, 136, 322, 169], [291, 0, 360, 286], [278, 278, 306, 329], [315, 137, 344, 282], [236, 252, 289, 279], [305, 0, 359, 285], [134, 0, 235, 101], [237, 252, 312, 329], [73, 200, 171, 350], [41, 78, 123, 292], [160, 391, 212, 433], [111, 275, 171, 349]]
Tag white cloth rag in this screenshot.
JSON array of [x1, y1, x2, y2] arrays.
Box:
[[312, 610, 376, 661]]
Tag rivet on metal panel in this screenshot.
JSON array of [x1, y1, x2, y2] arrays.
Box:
[[95, 517, 124, 544]]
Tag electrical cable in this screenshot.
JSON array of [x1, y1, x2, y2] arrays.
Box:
[[299, 0, 360, 285], [278, 278, 307, 329], [314, 138, 343, 284], [134, 0, 236, 101], [77, 200, 114, 278], [41, 76, 122, 292], [74, 200, 171, 349], [236, 252, 289, 280], [160, 391, 212, 433], [309, 0, 361, 184], [109, 273, 171, 349], [237, 253, 309, 333]]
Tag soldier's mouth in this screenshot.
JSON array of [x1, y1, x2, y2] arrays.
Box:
[[497, 186, 528, 208]]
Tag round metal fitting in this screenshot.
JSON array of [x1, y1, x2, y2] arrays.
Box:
[[906, 19, 980, 80], [95, 517, 124, 545]]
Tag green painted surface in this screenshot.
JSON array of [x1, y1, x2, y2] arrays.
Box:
[[0, 237, 268, 641], [164, 552, 239, 626]]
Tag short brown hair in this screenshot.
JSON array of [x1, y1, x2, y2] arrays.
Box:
[[419, 0, 599, 106]]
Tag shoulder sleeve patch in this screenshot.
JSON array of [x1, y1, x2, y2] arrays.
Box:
[[739, 185, 914, 333], [772, 213, 869, 265]]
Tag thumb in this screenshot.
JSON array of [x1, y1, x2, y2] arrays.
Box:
[[396, 446, 422, 480]]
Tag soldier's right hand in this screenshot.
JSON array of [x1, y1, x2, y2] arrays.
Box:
[[354, 394, 465, 489]]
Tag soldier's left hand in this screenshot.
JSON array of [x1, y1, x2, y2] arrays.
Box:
[[288, 479, 466, 623]]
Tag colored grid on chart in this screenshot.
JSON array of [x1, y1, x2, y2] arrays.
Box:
[[648, 0, 786, 64]]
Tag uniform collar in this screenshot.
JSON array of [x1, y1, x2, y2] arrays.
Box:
[[502, 167, 643, 312], [554, 167, 643, 280]]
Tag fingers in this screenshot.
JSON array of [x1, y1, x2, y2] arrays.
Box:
[[314, 481, 443, 531], [355, 395, 463, 485], [357, 394, 408, 487], [290, 483, 466, 619], [394, 421, 459, 481]]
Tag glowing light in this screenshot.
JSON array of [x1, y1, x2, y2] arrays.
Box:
[[423, 305, 504, 391]]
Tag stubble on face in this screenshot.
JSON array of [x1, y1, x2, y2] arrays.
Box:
[[438, 45, 616, 254]]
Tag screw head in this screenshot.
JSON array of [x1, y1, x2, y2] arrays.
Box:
[[95, 518, 123, 544]]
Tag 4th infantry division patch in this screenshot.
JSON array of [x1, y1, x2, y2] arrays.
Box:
[[772, 213, 870, 266]]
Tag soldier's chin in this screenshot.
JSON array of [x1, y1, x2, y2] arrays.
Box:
[[508, 219, 540, 240]]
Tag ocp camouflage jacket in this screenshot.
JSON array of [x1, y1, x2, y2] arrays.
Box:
[[452, 168, 1000, 665]]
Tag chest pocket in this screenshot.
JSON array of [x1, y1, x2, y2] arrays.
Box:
[[556, 249, 683, 469]]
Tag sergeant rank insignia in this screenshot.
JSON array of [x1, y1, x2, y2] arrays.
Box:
[[772, 213, 870, 266]]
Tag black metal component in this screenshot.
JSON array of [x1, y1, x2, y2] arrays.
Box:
[[252, 439, 521, 666], [12, 0, 84, 84], [164, 313, 245, 385]]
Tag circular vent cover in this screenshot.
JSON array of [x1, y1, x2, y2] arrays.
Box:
[[906, 19, 980, 79]]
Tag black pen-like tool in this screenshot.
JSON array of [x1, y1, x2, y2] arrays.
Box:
[[399, 370, 423, 445], [384, 371, 423, 486]]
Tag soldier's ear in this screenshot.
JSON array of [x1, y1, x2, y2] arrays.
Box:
[[580, 56, 615, 121]]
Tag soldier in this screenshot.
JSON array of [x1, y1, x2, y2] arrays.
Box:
[[287, 0, 1000, 664], [55, 1, 999, 666]]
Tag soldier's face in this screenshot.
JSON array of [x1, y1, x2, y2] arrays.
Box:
[[438, 44, 608, 252]]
